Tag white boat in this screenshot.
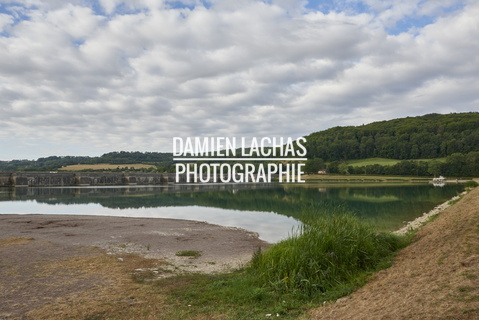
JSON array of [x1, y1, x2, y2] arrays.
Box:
[[430, 176, 446, 187]]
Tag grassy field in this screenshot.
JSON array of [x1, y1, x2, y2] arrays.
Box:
[[345, 157, 446, 167], [303, 174, 430, 182], [58, 163, 156, 171]]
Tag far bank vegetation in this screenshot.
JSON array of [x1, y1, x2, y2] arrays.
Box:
[[2, 112, 479, 176], [58, 163, 156, 171]]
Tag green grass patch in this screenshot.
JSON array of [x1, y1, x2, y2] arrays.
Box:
[[159, 205, 409, 319], [464, 180, 479, 188], [461, 272, 477, 279], [346, 157, 447, 168], [175, 250, 202, 258], [346, 158, 402, 167], [250, 208, 407, 298], [162, 272, 308, 319]]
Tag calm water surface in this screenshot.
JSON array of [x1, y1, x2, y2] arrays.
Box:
[[0, 183, 464, 242]]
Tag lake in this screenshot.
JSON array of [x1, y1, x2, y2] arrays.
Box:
[[0, 183, 464, 242]]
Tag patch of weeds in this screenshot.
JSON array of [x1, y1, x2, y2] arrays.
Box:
[[461, 272, 477, 279], [456, 295, 479, 302], [158, 267, 174, 274], [84, 313, 106, 320], [453, 286, 479, 303], [448, 198, 461, 206], [463, 181, 478, 188], [161, 272, 307, 319], [176, 250, 202, 258], [132, 269, 157, 283], [426, 213, 441, 224], [463, 308, 479, 314], [458, 286, 476, 293], [437, 252, 448, 265]]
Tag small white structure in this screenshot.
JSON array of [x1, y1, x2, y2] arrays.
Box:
[[431, 176, 446, 187]]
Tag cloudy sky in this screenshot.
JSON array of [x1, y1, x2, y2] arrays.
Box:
[[0, 0, 478, 160]]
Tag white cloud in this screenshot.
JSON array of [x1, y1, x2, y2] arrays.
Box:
[[0, 13, 13, 32], [0, 0, 477, 160]]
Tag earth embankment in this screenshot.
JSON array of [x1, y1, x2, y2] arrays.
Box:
[[310, 186, 479, 319]]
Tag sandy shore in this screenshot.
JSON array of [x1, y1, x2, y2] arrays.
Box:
[[0, 214, 268, 274]]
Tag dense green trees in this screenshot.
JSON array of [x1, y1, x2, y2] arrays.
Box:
[[303, 158, 325, 174], [302, 112, 479, 177], [0, 152, 173, 171], [305, 113, 479, 161]]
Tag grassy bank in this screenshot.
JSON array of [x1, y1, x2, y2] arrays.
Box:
[[160, 206, 409, 319]]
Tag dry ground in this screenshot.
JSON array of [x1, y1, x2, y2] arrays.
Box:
[[0, 216, 267, 319], [309, 186, 479, 320]]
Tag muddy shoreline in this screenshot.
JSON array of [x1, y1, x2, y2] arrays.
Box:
[[0, 214, 271, 319], [0, 214, 268, 274]]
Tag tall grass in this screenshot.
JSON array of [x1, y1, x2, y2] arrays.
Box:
[[249, 204, 407, 298], [164, 204, 409, 318]]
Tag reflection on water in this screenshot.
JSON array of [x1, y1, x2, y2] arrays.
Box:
[[0, 183, 465, 242]]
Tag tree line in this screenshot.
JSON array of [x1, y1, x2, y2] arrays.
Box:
[[305, 112, 479, 161], [304, 151, 479, 177], [0, 151, 173, 172]]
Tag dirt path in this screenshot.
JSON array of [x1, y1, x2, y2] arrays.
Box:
[[0, 215, 268, 319], [309, 186, 479, 320]]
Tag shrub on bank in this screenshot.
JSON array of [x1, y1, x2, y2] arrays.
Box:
[[463, 180, 478, 188]]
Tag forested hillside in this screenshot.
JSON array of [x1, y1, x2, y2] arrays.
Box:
[[305, 113, 479, 161], [0, 152, 173, 172], [2, 113, 478, 176]]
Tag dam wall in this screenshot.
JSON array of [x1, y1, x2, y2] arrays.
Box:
[[0, 172, 279, 187], [0, 172, 176, 187]]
